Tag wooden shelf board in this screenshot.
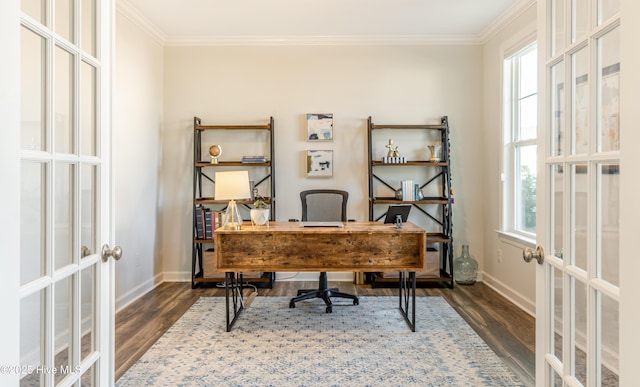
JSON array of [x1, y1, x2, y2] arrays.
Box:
[[373, 197, 449, 204], [371, 161, 448, 167], [370, 124, 447, 130], [196, 161, 270, 167], [195, 197, 272, 205], [426, 233, 452, 243], [194, 276, 271, 283], [195, 124, 271, 131]]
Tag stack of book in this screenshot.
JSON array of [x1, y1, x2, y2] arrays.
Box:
[[241, 155, 267, 163], [401, 180, 415, 201], [195, 206, 218, 240], [382, 156, 406, 164]]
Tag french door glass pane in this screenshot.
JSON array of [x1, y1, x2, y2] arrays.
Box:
[[81, 362, 97, 386], [55, 0, 74, 43], [81, 61, 97, 156], [552, 0, 566, 57], [573, 279, 588, 385], [21, 161, 46, 285], [573, 0, 589, 43], [20, 290, 44, 387], [21, 27, 46, 151], [599, 0, 620, 24], [80, 265, 95, 361], [572, 47, 589, 155], [81, 0, 96, 56], [600, 292, 619, 383], [552, 165, 564, 259], [598, 27, 620, 152], [22, 0, 46, 25], [81, 164, 96, 255], [54, 276, 74, 385], [598, 163, 619, 286], [55, 162, 74, 270], [551, 61, 565, 156], [54, 45, 74, 154], [572, 164, 588, 271], [552, 266, 564, 361]]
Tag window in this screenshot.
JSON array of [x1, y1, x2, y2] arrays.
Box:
[[503, 43, 537, 239]]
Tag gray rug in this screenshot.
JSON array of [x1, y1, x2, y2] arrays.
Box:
[[117, 296, 523, 386]]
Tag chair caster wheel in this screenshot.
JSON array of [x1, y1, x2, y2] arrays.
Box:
[[354, 299, 359, 305], [289, 301, 295, 308], [326, 306, 332, 313]]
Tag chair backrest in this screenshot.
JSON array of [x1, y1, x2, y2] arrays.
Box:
[[300, 189, 348, 222]]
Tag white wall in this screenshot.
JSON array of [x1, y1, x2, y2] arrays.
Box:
[[161, 44, 485, 280], [113, 11, 164, 310], [481, 4, 537, 315]]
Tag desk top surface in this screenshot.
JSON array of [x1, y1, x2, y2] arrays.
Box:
[[216, 221, 425, 234]]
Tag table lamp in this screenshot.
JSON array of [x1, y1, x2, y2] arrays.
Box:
[[214, 171, 250, 230]]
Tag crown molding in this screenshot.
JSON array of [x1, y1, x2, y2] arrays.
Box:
[[479, 0, 537, 43], [116, 0, 534, 48], [116, 0, 167, 45], [163, 34, 483, 47]]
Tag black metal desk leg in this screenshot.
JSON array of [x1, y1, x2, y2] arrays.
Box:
[[225, 272, 244, 332], [398, 271, 417, 332]]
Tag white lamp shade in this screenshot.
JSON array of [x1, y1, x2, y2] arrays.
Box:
[[214, 171, 251, 200]]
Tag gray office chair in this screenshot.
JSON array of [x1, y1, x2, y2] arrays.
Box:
[[289, 189, 360, 313]]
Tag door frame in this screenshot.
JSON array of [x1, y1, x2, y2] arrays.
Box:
[[619, 1, 640, 384], [0, 1, 22, 385]]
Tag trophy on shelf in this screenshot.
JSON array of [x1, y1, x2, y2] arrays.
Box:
[[209, 144, 222, 164]]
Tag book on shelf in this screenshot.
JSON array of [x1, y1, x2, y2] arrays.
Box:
[[204, 209, 213, 240], [401, 180, 415, 201], [195, 206, 205, 239], [241, 155, 267, 163], [195, 207, 219, 240]]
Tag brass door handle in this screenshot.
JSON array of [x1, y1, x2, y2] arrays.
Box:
[[102, 244, 123, 262], [523, 246, 544, 265]]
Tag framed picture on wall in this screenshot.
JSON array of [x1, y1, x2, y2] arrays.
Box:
[[306, 150, 333, 177], [307, 113, 333, 141]]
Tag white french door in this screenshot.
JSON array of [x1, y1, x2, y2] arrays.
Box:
[[536, 0, 620, 385], [3, 0, 117, 386]]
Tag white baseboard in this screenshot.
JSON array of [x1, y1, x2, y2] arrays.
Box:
[[481, 271, 535, 317], [115, 273, 164, 313], [162, 271, 193, 282]]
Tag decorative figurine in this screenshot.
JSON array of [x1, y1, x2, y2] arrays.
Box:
[[385, 139, 394, 157], [393, 146, 400, 158], [427, 143, 441, 162], [209, 144, 222, 164]]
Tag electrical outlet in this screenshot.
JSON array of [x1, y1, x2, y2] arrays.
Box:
[[497, 249, 503, 263]]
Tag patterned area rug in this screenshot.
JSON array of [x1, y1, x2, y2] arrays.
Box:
[[117, 296, 523, 386]]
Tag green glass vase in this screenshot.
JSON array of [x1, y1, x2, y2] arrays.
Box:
[[453, 244, 478, 285]]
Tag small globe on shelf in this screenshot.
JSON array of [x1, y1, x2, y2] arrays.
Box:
[[209, 145, 222, 164]]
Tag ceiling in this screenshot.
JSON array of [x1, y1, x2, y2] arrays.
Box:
[[120, 0, 531, 45]]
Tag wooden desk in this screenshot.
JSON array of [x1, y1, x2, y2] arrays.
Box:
[[215, 221, 426, 331]]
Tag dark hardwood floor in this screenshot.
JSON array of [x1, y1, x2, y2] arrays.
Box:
[[115, 280, 535, 385]]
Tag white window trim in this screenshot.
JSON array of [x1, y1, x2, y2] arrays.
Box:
[[500, 34, 537, 246]]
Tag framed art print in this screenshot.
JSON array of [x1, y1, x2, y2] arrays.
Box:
[[306, 150, 333, 177], [307, 113, 333, 141]]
